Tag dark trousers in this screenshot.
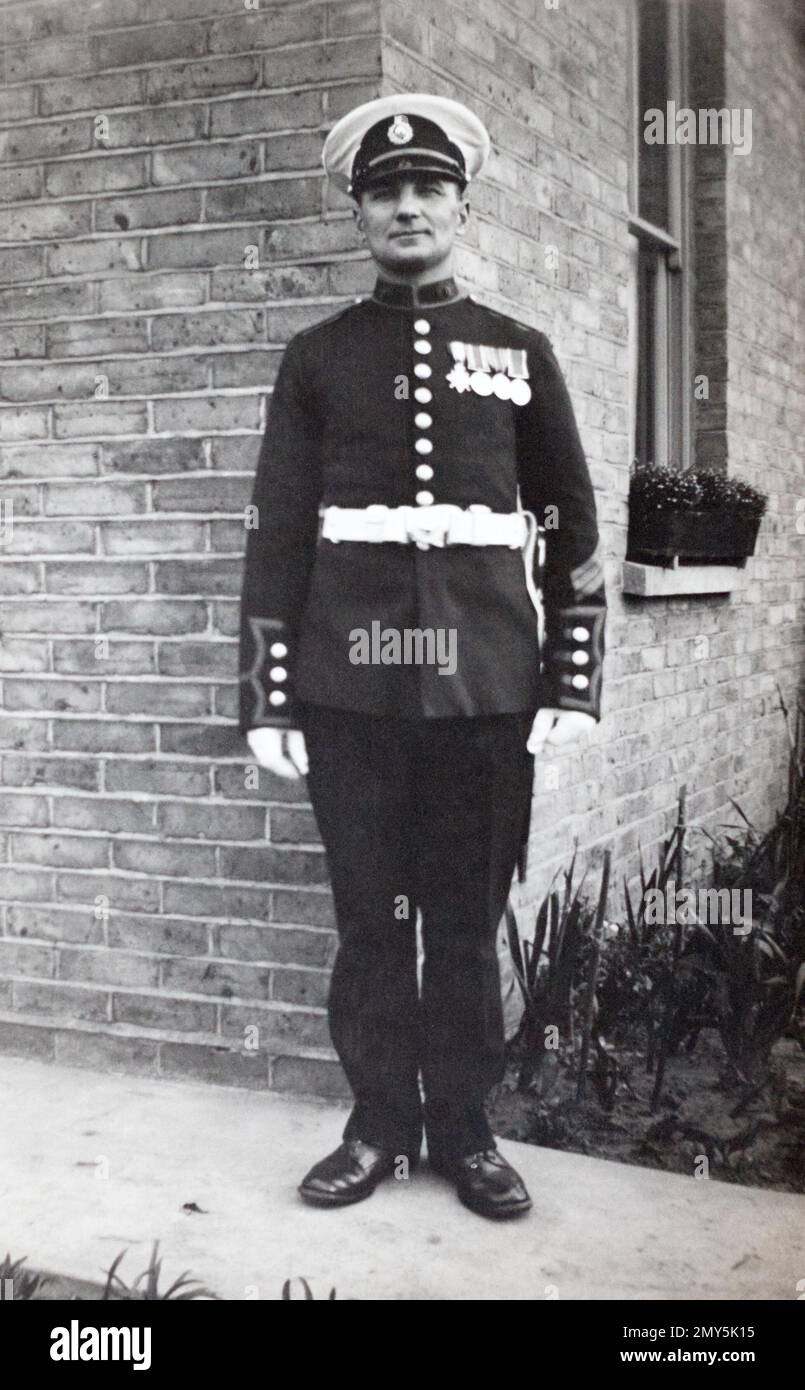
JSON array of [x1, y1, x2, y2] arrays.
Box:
[[299, 703, 535, 1161]]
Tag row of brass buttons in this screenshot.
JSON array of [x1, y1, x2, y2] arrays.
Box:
[[412, 318, 434, 521]]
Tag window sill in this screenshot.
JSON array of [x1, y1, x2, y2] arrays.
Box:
[[621, 561, 744, 597]]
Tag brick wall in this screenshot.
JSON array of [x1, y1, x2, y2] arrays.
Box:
[[0, 0, 385, 1098], [0, 0, 803, 1097]]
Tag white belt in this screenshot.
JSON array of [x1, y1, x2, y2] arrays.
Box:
[[320, 503, 528, 550]]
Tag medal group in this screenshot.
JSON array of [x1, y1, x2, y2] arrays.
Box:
[[446, 341, 533, 405]]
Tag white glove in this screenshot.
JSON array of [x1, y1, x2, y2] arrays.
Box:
[[527, 707, 595, 754], [246, 712, 592, 775], [246, 727, 308, 779]]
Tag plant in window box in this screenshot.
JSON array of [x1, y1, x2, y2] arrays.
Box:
[[627, 464, 767, 565]]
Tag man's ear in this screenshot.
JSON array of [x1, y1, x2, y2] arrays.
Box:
[[455, 196, 470, 237], [351, 199, 364, 233]]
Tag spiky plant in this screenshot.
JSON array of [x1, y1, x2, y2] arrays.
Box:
[[0, 1253, 50, 1301], [281, 1278, 338, 1299], [506, 843, 595, 1092], [101, 1241, 218, 1301], [700, 689, 805, 1062]]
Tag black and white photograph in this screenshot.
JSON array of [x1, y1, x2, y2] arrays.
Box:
[[0, 0, 803, 1339]]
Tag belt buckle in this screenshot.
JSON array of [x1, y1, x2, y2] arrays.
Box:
[[406, 505, 448, 550]]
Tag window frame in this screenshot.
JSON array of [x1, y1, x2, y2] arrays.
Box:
[[627, 0, 694, 473]]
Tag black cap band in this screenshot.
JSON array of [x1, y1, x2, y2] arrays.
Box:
[[351, 113, 467, 196]]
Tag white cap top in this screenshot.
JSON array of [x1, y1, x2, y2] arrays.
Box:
[[322, 93, 491, 195]]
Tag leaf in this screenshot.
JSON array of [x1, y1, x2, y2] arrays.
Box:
[[504, 901, 524, 979], [101, 1249, 129, 1301], [728, 797, 755, 830]]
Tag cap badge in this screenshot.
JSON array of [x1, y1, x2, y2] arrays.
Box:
[[387, 114, 414, 145]]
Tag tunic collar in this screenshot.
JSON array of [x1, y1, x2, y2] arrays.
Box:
[[371, 275, 463, 308]]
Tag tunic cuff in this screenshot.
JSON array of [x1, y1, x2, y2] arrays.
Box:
[[540, 604, 605, 721], [238, 615, 297, 734]]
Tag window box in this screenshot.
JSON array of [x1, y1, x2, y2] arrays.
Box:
[[626, 463, 767, 570], [627, 509, 762, 565]]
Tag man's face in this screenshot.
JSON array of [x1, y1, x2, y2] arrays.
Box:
[[354, 173, 469, 276]]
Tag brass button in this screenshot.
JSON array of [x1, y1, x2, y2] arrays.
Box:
[[415, 464, 434, 480], [269, 690, 287, 706], [414, 387, 432, 403], [414, 412, 432, 429], [572, 626, 590, 641], [415, 490, 434, 505], [414, 339, 431, 354], [414, 318, 431, 333], [414, 363, 432, 379], [269, 642, 287, 658], [269, 666, 287, 681], [414, 438, 433, 455], [571, 674, 589, 690]]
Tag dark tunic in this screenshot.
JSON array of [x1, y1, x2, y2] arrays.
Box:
[[238, 276, 606, 733]]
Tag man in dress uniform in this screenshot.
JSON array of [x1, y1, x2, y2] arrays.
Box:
[[238, 95, 606, 1220]]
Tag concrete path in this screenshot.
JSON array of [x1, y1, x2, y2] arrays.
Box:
[[1, 1054, 802, 1300]]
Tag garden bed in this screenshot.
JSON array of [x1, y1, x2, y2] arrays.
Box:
[[493, 692, 805, 1198], [490, 1032, 805, 1194]]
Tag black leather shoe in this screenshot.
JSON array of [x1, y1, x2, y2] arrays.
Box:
[[429, 1145, 532, 1219], [298, 1139, 402, 1207]]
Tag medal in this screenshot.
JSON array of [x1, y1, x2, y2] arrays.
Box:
[[446, 341, 472, 393], [446, 363, 472, 392], [466, 343, 493, 397], [505, 346, 531, 405], [491, 372, 512, 400], [469, 370, 494, 396]]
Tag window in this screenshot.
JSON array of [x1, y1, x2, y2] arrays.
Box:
[[628, 0, 693, 471]]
